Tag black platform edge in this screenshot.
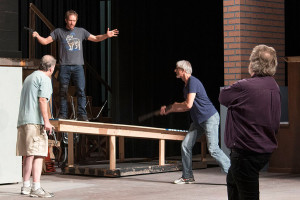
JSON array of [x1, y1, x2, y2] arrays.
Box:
[[62, 161, 207, 177]]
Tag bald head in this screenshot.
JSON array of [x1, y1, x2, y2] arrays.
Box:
[[39, 55, 56, 71]]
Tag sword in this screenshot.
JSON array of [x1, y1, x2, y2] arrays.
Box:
[[138, 104, 172, 122], [24, 26, 35, 33]]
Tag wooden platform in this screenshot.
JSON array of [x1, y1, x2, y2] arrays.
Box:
[[62, 157, 208, 177], [50, 119, 208, 177]]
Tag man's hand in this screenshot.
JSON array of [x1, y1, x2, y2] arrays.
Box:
[[160, 105, 167, 115], [160, 105, 172, 115], [106, 28, 119, 38], [32, 31, 39, 38], [44, 121, 54, 135]]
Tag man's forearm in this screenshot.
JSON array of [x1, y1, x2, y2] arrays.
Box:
[[39, 98, 50, 124], [95, 34, 108, 42], [35, 35, 47, 45], [170, 102, 190, 113], [32, 32, 53, 45]]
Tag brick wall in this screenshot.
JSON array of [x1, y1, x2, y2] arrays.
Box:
[[224, 0, 285, 86]]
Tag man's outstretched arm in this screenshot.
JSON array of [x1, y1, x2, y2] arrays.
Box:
[[88, 28, 119, 42], [32, 32, 54, 45]]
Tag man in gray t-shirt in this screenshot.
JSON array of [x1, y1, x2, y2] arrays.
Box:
[[32, 10, 119, 121]]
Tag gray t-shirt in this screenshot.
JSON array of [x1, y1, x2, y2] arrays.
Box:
[[50, 27, 90, 65], [17, 71, 53, 127]]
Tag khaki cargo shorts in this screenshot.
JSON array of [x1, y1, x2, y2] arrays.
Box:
[[16, 124, 48, 157]]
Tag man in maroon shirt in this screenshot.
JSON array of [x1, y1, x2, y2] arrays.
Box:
[[219, 44, 281, 200]]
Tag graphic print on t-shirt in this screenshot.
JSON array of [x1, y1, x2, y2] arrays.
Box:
[[65, 32, 80, 51]]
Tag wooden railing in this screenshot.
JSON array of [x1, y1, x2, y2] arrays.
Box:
[[29, 3, 56, 59]]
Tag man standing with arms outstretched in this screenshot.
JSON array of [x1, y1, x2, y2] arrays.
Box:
[[17, 55, 56, 198], [32, 10, 119, 121]]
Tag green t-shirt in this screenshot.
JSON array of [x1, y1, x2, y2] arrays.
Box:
[[17, 71, 53, 127]]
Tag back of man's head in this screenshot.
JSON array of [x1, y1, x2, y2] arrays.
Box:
[[249, 44, 278, 76], [39, 55, 56, 71], [176, 60, 193, 74]]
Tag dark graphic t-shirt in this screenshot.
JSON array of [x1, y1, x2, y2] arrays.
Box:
[[50, 27, 90, 65], [184, 76, 217, 125]]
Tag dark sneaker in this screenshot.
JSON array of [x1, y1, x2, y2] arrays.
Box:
[[173, 177, 195, 184], [58, 114, 67, 119], [77, 115, 89, 121], [30, 187, 54, 198], [21, 186, 31, 195]]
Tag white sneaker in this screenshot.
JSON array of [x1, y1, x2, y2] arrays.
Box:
[[21, 186, 31, 195], [30, 187, 54, 198], [173, 177, 195, 184]]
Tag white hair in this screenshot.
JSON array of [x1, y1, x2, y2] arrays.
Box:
[[176, 60, 192, 74]]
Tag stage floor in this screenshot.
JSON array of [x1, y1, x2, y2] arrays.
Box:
[[1, 166, 300, 200]]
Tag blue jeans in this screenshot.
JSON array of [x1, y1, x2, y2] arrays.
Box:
[[181, 112, 230, 178], [227, 150, 271, 200], [59, 65, 87, 117]]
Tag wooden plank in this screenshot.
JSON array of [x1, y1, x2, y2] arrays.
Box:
[[119, 136, 125, 162], [68, 132, 74, 167], [159, 139, 165, 166], [52, 119, 184, 134], [109, 136, 116, 170], [284, 56, 300, 63], [50, 120, 186, 141], [0, 58, 40, 67]]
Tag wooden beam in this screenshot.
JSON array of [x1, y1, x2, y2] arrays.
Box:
[[119, 136, 125, 162], [28, 7, 35, 59], [110, 136, 116, 170], [51, 120, 186, 141], [159, 139, 165, 165], [68, 133, 74, 167], [29, 3, 55, 31]]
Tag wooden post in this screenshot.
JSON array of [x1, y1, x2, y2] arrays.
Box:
[[159, 139, 165, 166], [51, 42, 57, 59], [28, 7, 36, 59], [119, 136, 125, 162], [110, 136, 116, 170], [68, 133, 74, 167]]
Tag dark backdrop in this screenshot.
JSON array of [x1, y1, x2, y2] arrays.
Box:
[[111, 1, 224, 157]]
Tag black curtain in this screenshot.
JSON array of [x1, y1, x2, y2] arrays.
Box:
[[112, 1, 224, 158]]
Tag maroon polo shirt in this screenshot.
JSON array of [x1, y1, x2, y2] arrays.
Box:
[[219, 75, 281, 153]]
